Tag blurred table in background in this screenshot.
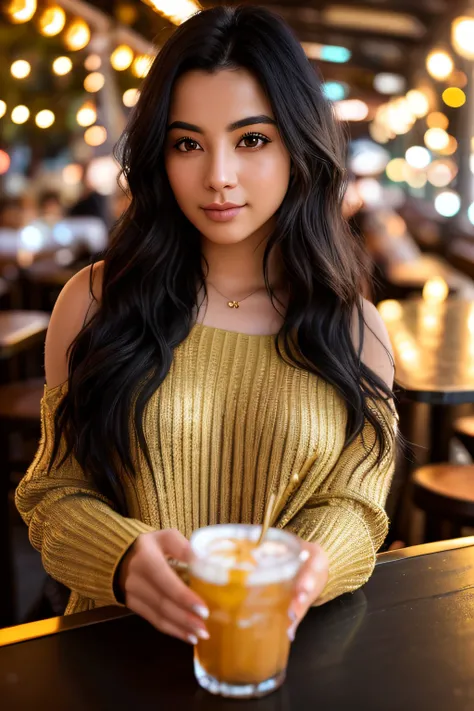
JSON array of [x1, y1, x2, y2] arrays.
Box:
[[385, 255, 474, 301]]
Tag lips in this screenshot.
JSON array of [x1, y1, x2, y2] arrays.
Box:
[[202, 205, 245, 222]]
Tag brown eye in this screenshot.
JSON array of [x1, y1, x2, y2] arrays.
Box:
[[175, 138, 200, 152], [238, 133, 270, 149]]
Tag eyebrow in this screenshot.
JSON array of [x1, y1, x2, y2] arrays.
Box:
[[166, 114, 277, 133]]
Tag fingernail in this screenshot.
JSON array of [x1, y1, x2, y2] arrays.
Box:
[[188, 634, 198, 645], [303, 578, 316, 594], [297, 592, 308, 606], [192, 605, 209, 620], [195, 628, 210, 640], [288, 625, 295, 642], [288, 609, 297, 623], [299, 550, 310, 563], [314, 556, 328, 573]]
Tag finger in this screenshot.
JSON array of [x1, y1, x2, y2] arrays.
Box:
[[133, 598, 199, 646], [158, 529, 192, 563], [158, 595, 210, 641], [137, 535, 209, 620]]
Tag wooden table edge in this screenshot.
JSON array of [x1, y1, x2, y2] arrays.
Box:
[[2, 537, 474, 648]]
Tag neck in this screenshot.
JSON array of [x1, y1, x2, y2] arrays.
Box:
[[200, 226, 285, 295]]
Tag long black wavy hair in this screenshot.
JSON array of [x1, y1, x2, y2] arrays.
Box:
[[51, 5, 395, 515]]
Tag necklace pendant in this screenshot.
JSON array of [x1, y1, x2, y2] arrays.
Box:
[[228, 301, 239, 308]]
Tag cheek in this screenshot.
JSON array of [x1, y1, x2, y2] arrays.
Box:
[[245, 151, 291, 209]]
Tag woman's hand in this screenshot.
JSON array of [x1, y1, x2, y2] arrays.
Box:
[[118, 528, 210, 645], [288, 541, 329, 640]]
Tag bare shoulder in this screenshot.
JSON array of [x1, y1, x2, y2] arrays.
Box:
[[45, 261, 104, 388], [351, 298, 394, 389]]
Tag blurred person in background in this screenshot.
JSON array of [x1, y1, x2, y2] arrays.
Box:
[[0, 196, 25, 230], [16, 6, 397, 648], [37, 190, 65, 227]]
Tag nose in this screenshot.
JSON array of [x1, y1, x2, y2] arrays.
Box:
[[204, 144, 238, 192]]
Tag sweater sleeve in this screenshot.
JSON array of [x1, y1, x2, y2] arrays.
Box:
[[14, 384, 155, 606], [283, 398, 397, 604]]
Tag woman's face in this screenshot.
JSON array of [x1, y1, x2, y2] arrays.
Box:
[[165, 68, 291, 246]]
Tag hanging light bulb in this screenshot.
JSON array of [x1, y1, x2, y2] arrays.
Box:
[[76, 102, 97, 127], [11, 60, 31, 79], [84, 72, 105, 92], [132, 54, 153, 78], [8, 0, 37, 23], [11, 105, 30, 124], [452, 16, 474, 60], [110, 45, 134, 71], [38, 6, 66, 36], [64, 18, 90, 51], [35, 110, 55, 128], [426, 50, 454, 80], [52, 56, 73, 76]]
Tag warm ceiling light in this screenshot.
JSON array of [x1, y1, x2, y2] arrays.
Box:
[[426, 50, 453, 80], [406, 170, 427, 190], [427, 159, 457, 188], [64, 18, 90, 51], [450, 70, 468, 88], [84, 54, 101, 71], [11, 60, 31, 79], [35, 109, 55, 128], [422, 276, 449, 303], [38, 6, 65, 36], [373, 73, 406, 95], [11, 105, 30, 124], [301, 41, 351, 63], [145, 0, 201, 25], [84, 125, 107, 146], [452, 16, 474, 60], [84, 72, 105, 92], [406, 90, 429, 118], [442, 87, 466, 108], [0, 101, 7, 118], [123, 88, 140, 107], [52, 56, 73, 76], [76, 102, 97, 127], [424, 128, 449, 151], [132, 54, 153, 78], [63, 164, 83, 185], [438, 135, 458, 157], [426, 112, 449, 130], [8, 0, 37, 23], [110, 45, 134, 71], [334, 99, 368, 121], [385, 97, 415, 135], [321, 6, 424, 37]]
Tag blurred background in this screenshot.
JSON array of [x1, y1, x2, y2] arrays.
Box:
[[3, 0, 474, 630]]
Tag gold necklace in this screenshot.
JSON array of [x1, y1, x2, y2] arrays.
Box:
[[207, 281, 261, 309]]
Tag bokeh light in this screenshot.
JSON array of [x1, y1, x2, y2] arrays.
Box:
[[426, 112, 449, 130], [8, 0, 36, 23], [76, 102, 97, 127], [386, 158, 407, 182], [11, 105, 30, 124], [422, 277, 449, 304], [123, 89, 140, 107], [110, 45, 134, 71], [452, 16, 474, 60], [84, 72, 105, 92], [405, 146, 431, 170], [406, 90, 429, 118], [0, 101, 6, 119], [0, 150, 11, 175], [52, 56, 73, 76], [438, 135, 458, 156], [442, 87, 466, 108], [426, 50, 454, 80], [132, 54, 153, 78], [424, 128, 449, 151], [11, 60, 31, 79], [84, 54, 101, 71], [434, 190, 461, 217], [38, 6, 65, 36], [427, 159, 457, 187], [63, 164, 83, 185], [35, 109, 55, 128], [64, 19, 90, 51], [84, 125, 107, 146]]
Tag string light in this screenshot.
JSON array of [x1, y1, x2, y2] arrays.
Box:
[[426, 50, 454, 80], [0, 101, 6, 119], [434, 190, 461, 217], [427, 160, 457, 187], [84, 54, 101, 71], [76, 102, 97, 127], [405, 90, 429, 118], [35, 110, 55, 128], [38, 6, 65, 36], [123, 89, 140, 107], [52, 56, 73, 76], [146, 0, 202, 25], [132, 54, 153, 78], [452, 16, 474, 60], [11, 105, 30, 124], [8, 0, 37, 23], [110, 45, 134, 71], [442, 87, 466, 108], [334, 100, 369, 121], [424, 128, 449, 151], [84, 125, 107, 146], [11, 60, 31, 79], [386, 158, 407, 182], [405, 146, 431, 170], [64, 18, 90, 51], [438, 135, 458, 156], [426, 112, 449, 130], [84, 72, 105, 92]]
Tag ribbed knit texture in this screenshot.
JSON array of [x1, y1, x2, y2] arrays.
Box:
[[15, 323, 397, 615]]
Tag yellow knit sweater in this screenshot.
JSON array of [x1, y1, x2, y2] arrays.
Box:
[[16, 323, 397, 615]]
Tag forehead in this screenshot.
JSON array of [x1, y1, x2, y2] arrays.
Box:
[[168, 68, 273, 127]]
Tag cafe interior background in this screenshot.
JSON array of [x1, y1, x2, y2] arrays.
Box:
[[2, 0, 474, 630]]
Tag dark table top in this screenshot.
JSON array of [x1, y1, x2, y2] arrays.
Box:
[[379, 298, 474, 404], [2, 538, 474, 711], [0, 310, 49, 359]]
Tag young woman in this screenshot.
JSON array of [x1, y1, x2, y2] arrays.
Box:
[[16, 5, 396, 646]]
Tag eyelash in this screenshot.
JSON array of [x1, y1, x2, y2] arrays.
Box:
[[173, 132, 271, 153]]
